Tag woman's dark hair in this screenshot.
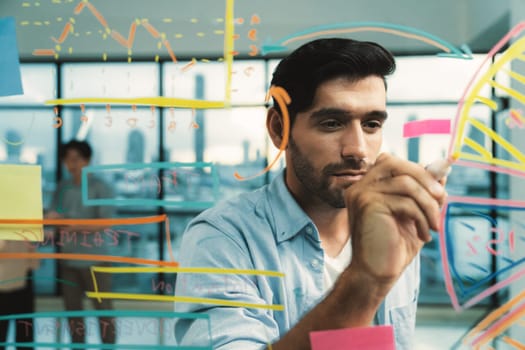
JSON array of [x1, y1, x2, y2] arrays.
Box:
[[270, 38, 396, 124], [59, 140, 92, 160]]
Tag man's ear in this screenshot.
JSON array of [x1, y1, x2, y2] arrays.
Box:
[[266, 107, 285, 149]]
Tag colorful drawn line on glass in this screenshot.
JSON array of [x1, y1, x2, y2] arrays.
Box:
[[402, 119, 451, 138], [223, 0, 234, 106], [89, 266, 284, 299], [35, 0, 178, 63], [234, 85, 290, 180], [81, 162, 219, 208], [439, 196, 525, 311], [261, 21, 472, 59], [451, 116, 525, 172], [0, 214, 176, 264], [0, 309, 211, 350], [470, 298, 525, 347], [453, 159, 525, 179], [449, 21, 525, 159], [85, 291, 284, 311], [465, 292, 525, 340], [0, 252, 178, 267], [44, 97, 226, 109], [0, 214, 168, 227]]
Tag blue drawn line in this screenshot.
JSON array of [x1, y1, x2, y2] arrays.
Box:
[[468, 263, 489, 274], [444, 202, 525, 299], [459, 221, 477, 231], [501, 256, 515, 265], [261, 21, 472, 59], [0, 310, 212, 349], [0, 309, 210, 321], [82, 162, 220, 208]]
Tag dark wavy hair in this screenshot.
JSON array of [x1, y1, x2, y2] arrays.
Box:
[[59, 139, 92, 160], [270, 38, 395, 124]]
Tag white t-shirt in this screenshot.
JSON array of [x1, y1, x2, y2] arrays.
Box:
[[323, 239, 352, 291]]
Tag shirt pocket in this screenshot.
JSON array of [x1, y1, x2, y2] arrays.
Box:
[[389, 293, 417, 350]]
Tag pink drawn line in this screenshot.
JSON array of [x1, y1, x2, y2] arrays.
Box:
[[439, 196, 525, 311], [402, 119, 451, 138], [454, 159, 525, 179], [448, 21, 525, 157], [471, 299, 525, 346]]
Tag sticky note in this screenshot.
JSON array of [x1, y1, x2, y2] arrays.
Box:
[[310, 325, 395, 350], [403, 118, 451, 138], [0, 164, 43, 241], [0, 17, 24, 97]]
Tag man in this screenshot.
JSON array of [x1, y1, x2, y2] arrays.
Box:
[[174, 38, 446, 349], [46, 140, 116, 345]]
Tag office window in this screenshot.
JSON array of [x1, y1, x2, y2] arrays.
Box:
[[0, 63, 57, 295]]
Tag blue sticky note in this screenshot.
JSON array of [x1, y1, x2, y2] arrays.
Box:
[[0, 17, 23, 97]]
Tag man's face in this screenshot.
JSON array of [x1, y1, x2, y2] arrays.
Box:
[[286, 76, 387, 208], [63, 149, 90, 180]]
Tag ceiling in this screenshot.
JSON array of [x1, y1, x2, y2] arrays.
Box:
[[0, 0, 513, 62]]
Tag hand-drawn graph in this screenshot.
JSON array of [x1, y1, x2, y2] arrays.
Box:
[[438, 21, 525, 347], [41, 0, 235, 109]]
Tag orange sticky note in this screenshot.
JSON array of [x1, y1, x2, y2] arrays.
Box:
[[310, 325, 395, 350]]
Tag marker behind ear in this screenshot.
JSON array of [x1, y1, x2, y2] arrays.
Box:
[[425, 156, 456, 181]]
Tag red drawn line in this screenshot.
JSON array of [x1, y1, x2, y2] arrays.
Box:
[[111, 30, 129, 48], [51, 22, 72, 44], [181, 59, 196, 72], [162, 40, 177, 63], [403, 119, 451, 138], [73, 1, 85, 14], [510, 109, 524, 127], [36, 0, 178, 63], [0, 215, 166, 226], [467, 241, 478, 255], [32, 49, 56, 56], [141, 20, 160, 38], [85, 1, 108, 28], [0, 252, 178, 267]]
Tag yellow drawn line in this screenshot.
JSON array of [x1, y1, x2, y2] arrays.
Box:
[[503, 68, 525, 86], [489, 80, 525, 105], [463, 137, 492, 160], [456, 152, 525, 172], [90, 265, 285, 277], [45, 97, 226, 109], [453, 34, 525, 157], [469, 117, 525, 164], [224, 0, 235, 106], [86, 292, 284, 311], [470, 96, 499, 110]]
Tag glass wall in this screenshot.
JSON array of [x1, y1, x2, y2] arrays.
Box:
[[0, 55, 510, 307]]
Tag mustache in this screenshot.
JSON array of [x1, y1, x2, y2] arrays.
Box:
[[323, 158, 371, 174]]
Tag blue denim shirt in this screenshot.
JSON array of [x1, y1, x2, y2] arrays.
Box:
[[174, 171, 419, 349]]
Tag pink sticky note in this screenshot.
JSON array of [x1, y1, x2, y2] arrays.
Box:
[[403, 119, 451, 138], [310, 325, 395, 350]]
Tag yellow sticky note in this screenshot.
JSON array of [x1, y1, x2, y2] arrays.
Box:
[[0, 164, 43, 241]]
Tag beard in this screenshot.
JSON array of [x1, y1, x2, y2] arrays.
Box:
[[288, 136, 370, 208]]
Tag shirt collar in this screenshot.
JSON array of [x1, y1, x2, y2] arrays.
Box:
[[266, 169, 319, 244]]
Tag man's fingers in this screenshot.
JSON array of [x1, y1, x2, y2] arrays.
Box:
[[367, 153, 445, 199], [368, 175, 441, 231], [381, 194, 433, 243]]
